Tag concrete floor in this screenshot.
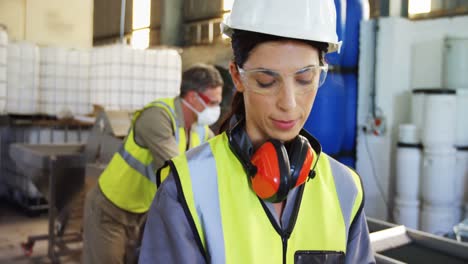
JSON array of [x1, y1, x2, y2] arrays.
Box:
[[0, 201, 82, 263]]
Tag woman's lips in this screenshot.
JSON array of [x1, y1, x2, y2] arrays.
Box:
[[272, 119, 297, 130]]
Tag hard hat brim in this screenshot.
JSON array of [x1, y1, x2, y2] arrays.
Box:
[[221, 22, 340, 54]]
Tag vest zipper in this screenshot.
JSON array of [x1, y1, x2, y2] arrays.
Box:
[[282, 235, 288, 264], [284, 184, 306, 263], [258, 184, 306, 264]]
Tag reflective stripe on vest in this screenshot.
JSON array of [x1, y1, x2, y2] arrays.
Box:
[[168, 133, 363, 263], [99, 97, 210, 213], [117, 145, 156, 183]]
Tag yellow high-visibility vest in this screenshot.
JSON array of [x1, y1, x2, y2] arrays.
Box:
[[99, 98, 210, 213], [162, 132, 363, 263]]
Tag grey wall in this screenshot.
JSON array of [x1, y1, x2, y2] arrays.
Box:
[[93, 0, 133, 44]]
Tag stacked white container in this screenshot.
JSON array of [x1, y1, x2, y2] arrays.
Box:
[[411, 90, 425, 142], [455, 91, 468, 219], [455, 89, 468, 147], [89, 44, 181, 111], [6, 42, 40, 114], [444, 37, 468, 222], [444, 38, 468, 90], [394, 124, 421, 229], [412, 89, 462, 235], [455, 147, 468, 214], [39, 47, 91, 117], [421, 91, 457, 147], [0, 28, 7, 113]]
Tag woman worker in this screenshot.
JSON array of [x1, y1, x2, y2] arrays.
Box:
[[139, 0, 375, 263]]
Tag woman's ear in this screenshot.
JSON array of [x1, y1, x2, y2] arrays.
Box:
[[229, 61, 245, 93]]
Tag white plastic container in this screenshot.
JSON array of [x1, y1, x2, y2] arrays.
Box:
[[456, 89, 468, 146], [422, 91, 457, 147], [420, 203, 462, 235], [465, 203, 468, 220], [393, 197, 420, 229], [411, 89, 427, 143], [89, 44, 181, 111], [398, 124, 419, 144], [421, 147, 457, 205], [444, 38, 468, 89], [6, 42, 40, 114], [456, 148, 468, 203], [396, 143, 422, 200]]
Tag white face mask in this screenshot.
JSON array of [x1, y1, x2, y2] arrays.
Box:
[[182, 94, 221, 126]]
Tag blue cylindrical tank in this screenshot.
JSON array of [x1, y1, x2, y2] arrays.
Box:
[[337, 155, 356, 169], [341, 73, 358, 152], [325, 0, 347, 66], [341, 0, 369, 68], [304, 72, 346, 155]]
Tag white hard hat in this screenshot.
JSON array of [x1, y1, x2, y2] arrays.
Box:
[[221, 0, 341, 53]]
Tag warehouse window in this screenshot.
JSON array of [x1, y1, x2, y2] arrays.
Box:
[[132, 0, 151, 49], [223, 0, 234, 12], [408, 0, 431, 15]]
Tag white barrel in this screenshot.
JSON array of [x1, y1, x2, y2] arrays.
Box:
[[411, 90, 426, 143], [465, 204, 468, 220], [398, 124, 419, 144], [396, 143, 422, 200], [420, 203, 462, 235], [444, 38, 468, 89], [456, 89, 468, 146], [393, 197, 419, 229], [456, 148, 468, 203], [421, 147, 457, 205], [422, 91, 457, 147]]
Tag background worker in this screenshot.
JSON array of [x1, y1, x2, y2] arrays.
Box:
[[139, 0, 375, 263], [82, 63, 224, 264]]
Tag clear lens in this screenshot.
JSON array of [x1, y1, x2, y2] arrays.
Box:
[[239, 65, 328, 95]]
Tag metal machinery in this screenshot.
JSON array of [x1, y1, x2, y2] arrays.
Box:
[[368, 217, 468, 264], [0, 115, 92, 214], [8, 110, 130, 263]]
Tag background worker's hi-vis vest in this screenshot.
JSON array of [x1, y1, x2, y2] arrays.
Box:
[[161, 132, 364, 263], [99, 97, 210, 213]]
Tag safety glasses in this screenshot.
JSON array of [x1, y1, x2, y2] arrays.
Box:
[[197, 92, 219, 106], [237, 64, 328, 96]]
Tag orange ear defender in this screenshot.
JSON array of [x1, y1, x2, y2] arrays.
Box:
[[250, 139, 291, 202], [228, 119, 320, 203], [250, 136, 315, 202]]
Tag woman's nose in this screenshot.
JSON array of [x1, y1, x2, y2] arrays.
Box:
[[277, 79, 297, 111]]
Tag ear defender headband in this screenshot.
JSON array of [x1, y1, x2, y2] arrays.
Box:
[[228, 119, 321, 203]]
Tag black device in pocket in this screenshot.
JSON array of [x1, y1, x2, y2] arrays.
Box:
[[295, 250, 345, 264]]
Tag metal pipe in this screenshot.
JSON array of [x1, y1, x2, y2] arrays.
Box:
[[371, 18, 378, 118]]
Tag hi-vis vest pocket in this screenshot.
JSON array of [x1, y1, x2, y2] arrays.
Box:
[[295, 250, 345, 264]]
